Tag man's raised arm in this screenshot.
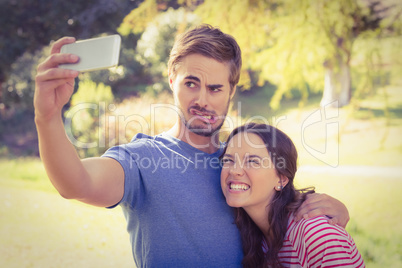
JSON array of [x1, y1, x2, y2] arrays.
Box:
[[34, 37, 124, 207]]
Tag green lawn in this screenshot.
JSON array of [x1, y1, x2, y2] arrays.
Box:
[[296, 171, 402, 267], [0, 158, 401, 267], [0, 168, 133, 268]]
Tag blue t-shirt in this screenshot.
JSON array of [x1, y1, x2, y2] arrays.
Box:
[[102, 133, 243, 267]]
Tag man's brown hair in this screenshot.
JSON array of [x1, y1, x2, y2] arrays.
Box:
[[168, 24, 242, 90]]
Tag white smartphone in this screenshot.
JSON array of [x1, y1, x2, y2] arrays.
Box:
[[59, 34, 121, 72]]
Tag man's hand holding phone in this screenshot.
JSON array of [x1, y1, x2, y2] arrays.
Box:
[[34, 35, 121, 123], [34, 36, 80, 124]]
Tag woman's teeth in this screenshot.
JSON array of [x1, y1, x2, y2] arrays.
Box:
[[230, 183, 250, 191]]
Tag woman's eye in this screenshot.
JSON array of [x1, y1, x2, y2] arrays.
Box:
[[248, 159, 260, 165], [222, 158, 233, 164]]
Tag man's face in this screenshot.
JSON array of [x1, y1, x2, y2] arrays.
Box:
[[169, 54, 236, 137]]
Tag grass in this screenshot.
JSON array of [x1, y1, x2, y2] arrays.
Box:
[[0, 181, 133, 268], [0, 159, 133, 268], [1, 159, 401, 267], [295, 172, 402, 267], [0, 158, 63, 195]]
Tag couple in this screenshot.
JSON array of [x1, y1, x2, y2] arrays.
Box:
[[34, 24, 363, 267]]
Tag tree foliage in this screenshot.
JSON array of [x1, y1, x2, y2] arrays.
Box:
[[0, 0, 140, 109], [135, 8, 200, 91], [194, 0, 273, 90], [2, 0, 401, 156], [194, 0, 401, 109], [118, 0, 200, 35], [65, 79, 114, 158], [118, 0, 401, 109], [117, 0, 203, 93], [0, 0, 141, 155]]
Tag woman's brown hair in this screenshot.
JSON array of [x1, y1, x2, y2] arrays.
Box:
[[222, 123, 315, 268]]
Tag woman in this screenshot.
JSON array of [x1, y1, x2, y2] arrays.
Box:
[[220, 123, 364, 268]]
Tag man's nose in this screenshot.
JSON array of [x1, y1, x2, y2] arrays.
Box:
[[194, 88, 208, 108]]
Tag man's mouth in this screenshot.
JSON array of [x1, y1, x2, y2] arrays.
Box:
[[190, 108, 217, 123], [229, 182, 250, 191]]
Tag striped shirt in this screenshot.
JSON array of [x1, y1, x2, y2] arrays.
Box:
[[265, 214, 365, 267]]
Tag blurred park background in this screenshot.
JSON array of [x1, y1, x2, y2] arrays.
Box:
[[0, 0, 401, 267]]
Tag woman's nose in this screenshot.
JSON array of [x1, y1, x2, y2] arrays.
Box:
[[229, 161, 244, 176]]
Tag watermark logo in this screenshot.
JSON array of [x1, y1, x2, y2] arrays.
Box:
[[301, 101, 339, 167], [64, 100, 340, 167]]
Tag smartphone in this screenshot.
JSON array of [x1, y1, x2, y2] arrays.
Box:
[[59, 34, 121, 72]]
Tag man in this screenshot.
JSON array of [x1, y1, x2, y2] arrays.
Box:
[[34, 25, 349, 267]]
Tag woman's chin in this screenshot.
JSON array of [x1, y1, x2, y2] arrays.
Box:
[[225, 198, 244, 208]]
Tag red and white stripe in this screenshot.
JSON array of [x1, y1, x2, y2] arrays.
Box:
[[274, 214, 365, 267]]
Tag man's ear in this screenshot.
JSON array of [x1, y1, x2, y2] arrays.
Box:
[[230, 85, 237, 100], [168, 72, 174, 91], [169, 79, 173, 91], [168, 73, 173, 91]]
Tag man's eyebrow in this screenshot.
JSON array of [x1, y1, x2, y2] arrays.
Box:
[[185, 75, 224, 89], [208, 83, 224, 89], [185, 75, 200, 82]]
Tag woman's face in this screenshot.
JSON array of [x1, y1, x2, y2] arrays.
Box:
[[221, 131, 281, 214]]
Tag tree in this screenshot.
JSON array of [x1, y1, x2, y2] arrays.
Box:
[[195, 0, 401, 109], [315, 0, 397, 107], [0, 0, 141, 109], [118, 0, 202, 93], [65, 79, 114, 158], [0, 0, 141, 156], [134, 8, 200, 91]]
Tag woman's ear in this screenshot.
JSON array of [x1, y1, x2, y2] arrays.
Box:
[[279, 175, 289, 188]]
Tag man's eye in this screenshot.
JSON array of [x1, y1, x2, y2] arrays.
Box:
[[185, 82, 196, 88], [210, 87, 221, 92]]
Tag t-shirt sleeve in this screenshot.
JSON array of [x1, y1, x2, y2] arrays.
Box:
[[301, 217, 365, 268], [101, 144, 143, 209]]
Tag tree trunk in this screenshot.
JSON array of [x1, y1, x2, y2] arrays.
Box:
[[320, 62, 351, 108]]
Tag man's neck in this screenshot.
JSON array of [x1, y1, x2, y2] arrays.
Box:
[[166, 121, 221, 154]]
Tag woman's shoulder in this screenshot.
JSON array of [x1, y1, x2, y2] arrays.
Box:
[[284, 214, 365, 267], [286, 214, 351, 247]]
